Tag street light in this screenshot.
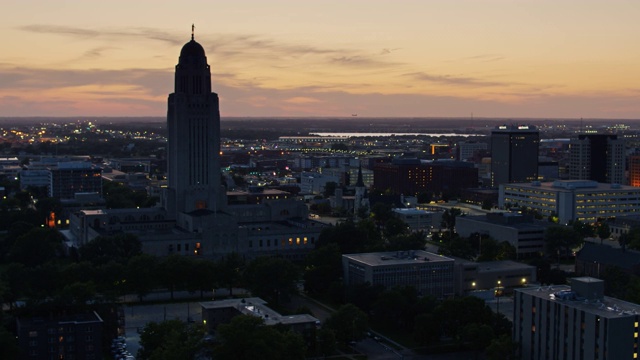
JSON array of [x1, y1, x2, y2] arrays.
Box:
[[496, 280, 502, 315]]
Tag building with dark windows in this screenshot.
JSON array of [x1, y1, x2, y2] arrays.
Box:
[[514, 277, 640, 360], [67, 30, 326, 260], [48, 162, 102, 200], [342, 250, 455, 298], [569, 134, 625, 185], [628, 154, 640, 187], [16, 311, 103, 360], [373, 158, 478, 197], [456, 213, 552, 257], [490, 125, 539, 187]]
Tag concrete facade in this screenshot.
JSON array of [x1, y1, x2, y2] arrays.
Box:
[[500, 180, 640, 224], [514, 277, 640, 360], [342, 250, 455, 298]]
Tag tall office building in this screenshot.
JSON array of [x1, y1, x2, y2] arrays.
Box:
[[569, 134, 625, 184], [163, 30, 225, 219], [490, 125, 539, 187], [629, 154, 640, 187]]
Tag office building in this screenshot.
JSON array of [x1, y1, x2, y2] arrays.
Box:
[[490, 125, 539, 187], [49, 162, 102, 200], [456, 213, 552, 257], [373, 159, 478, 197], [629, 155, 640, 187], [342, 250, 455, 298], [457, 141, 488, 161], [500, 180, 640, 224], [569, 134, 625, 184], [514, 277, 640, 360]]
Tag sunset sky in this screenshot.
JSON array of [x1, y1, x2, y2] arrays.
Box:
[[2, 0, 640, 118]]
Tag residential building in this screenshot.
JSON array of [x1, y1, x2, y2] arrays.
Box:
[[490, 125, 539, 187], [342, 250, 455, 298], [514, 277, 640, 360], [49, 162, 102, 199], [569, 134, 625, 185], [500, 180, 640, 224], [373, 158, 478, 197], [16, 311, 103, 360]]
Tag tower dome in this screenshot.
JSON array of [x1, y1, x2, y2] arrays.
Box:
[[179, 39, 205, 58]]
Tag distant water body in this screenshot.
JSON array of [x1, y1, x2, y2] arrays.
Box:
[[310, 132, 484, 137]]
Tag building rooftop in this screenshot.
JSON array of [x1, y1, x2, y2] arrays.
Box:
[[516, 279, 640, 319], [505, 180, 637, 192], [201, 297, 318, 326], [343, 250, 453, 266]]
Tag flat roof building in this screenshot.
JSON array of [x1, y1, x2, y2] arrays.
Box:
[[514, 277, 640, 360], [456, 213, 553, 257], [500, 180, 640, 224], [342, 250, 455, 298]]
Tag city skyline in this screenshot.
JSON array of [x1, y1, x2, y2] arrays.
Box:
[[2, 0, 640, 119]]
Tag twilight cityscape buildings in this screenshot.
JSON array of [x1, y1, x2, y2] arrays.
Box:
[[490, 125, 540, 187], [5, 26, 640, 360]]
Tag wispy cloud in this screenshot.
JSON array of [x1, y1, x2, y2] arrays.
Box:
[[404, 71, 508, 87], [19, 25, 184, 45]]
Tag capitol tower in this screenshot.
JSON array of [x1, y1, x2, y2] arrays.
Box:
[[164, 28, 225, 219]]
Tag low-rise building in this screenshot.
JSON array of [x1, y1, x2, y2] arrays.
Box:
[[201, 297, 318, 344], [342, 250, 455, 298], [456, 213, 552, 257], [16, 311, 103, 360], [514, 277, 640, 360], [392, 208, 441, 232], [455, 259, 536, 295]]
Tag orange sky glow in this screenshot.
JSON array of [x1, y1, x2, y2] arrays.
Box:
[[1, 0, 640, 118]]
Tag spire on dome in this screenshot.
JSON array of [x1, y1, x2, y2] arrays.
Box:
[[191, 24, 195, 40]]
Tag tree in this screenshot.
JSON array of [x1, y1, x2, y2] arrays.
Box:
[[79, 233, 142, 265], [441, 208, 462, 232], [8, 228, 64, 267], [596, 221, 611, 243], [544, 225, 583, 261], [244, 256, 299, 306], [481, 199, 493, 210], [323, 304, 369, 346], [486, 334, 519, 360], [138, 320, 206, 360], [159, 255, 191, 300], [413, 313, 441, 345], [323, 181, 338, 198], [383, 216, 409, 238], [126, 254, 159, 301], [214, 315, 305, 360], [572, 220, 595, 238], [461, 323, 494, 357], [304, 243, 342, 296], [417, 192, 433, 204], [187, 258, 217, 299], [0, 327, 19, 360], [216, 252, 245, 297]]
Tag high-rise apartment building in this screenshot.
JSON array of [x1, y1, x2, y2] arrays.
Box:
[[569, 134, 625, 184], [490, 125, 539, 187], [514, 277, 640, 360]]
